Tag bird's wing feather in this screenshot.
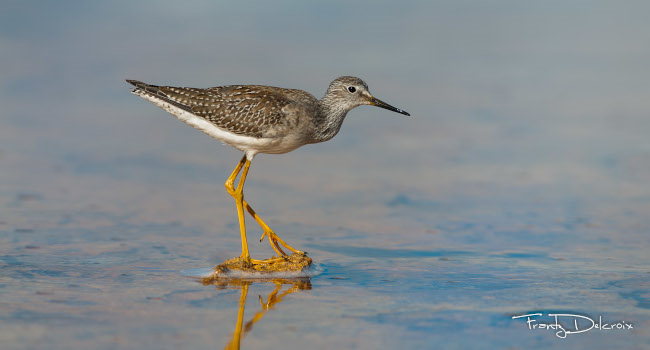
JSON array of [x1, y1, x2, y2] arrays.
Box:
[[160, 85, 294, 137], [128, 80, 294, 138]]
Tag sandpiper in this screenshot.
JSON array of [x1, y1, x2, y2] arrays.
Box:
[[126, 76, 410, 270]]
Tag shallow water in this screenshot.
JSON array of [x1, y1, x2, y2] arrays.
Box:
[[2, 1, 650, 349]]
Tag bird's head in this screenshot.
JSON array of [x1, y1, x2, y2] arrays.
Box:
[[324, 76, 410, 116]]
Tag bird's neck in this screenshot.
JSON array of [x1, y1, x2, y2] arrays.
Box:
[[312, 95, 351, 143]]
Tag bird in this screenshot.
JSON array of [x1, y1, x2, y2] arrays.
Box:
[[126, 76, 410, 269]]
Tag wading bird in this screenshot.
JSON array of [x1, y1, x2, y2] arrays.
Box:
[[127, 76, 409, 272]]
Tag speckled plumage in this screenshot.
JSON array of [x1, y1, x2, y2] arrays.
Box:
[[126, 76, 409, 266], [127, 76, 409, 159]]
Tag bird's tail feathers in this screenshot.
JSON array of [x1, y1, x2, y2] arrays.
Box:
[[126, 79, 161, 96], [125, 79, 192, 112]]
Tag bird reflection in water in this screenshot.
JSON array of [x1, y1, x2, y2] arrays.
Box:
[[204, 278, 312, 350]]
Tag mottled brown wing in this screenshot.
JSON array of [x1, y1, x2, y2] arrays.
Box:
[[156, 85, 291, 137]]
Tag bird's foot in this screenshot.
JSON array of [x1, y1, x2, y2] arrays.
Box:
[[259, 230, 306, 256]]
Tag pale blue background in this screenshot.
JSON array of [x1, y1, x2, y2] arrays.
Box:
[[1, 1, 649, 349]]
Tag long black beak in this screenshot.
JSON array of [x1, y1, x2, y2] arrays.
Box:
[[370, 96, 410, 116]]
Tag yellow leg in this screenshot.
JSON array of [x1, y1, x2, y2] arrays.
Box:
[[224, 155, 305, 263], [224, 156, 251, 261], [245, 282, 300, 329], [225, 283, 249, 350], [224, 280, 306, 349], [246, 204, 285, 257], [244, 204, 305, 256]]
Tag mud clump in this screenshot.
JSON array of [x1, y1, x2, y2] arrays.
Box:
[[202, 253, 313, 283]]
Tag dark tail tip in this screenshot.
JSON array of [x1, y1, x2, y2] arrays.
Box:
[[126, 79, 145, 88]]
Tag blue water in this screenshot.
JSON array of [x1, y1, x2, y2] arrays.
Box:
[[1, 1, 649, 349]]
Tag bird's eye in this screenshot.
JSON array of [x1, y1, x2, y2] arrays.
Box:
[[347, 86, 356, 93]]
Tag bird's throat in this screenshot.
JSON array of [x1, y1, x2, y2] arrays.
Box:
[[313, 100, 349, 143]]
